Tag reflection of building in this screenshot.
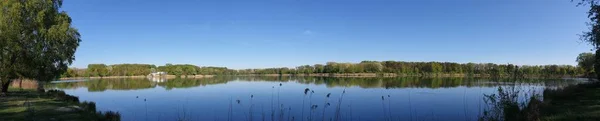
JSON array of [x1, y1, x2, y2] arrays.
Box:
[[148, 77, 166, 82], [148, 72, 167, 82]]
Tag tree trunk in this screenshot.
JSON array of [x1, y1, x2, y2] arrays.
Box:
[[37, 81, 45, 93], [19, 79, 23, 91], [1, 80, 10, 93], [595, 49, 600, 80]]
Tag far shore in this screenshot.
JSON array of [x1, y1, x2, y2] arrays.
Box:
[[231, 73, 581, 78], [59, 73, 581, 80]]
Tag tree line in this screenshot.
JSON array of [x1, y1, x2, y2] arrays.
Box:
[[62, 64, 238, 77], [85, 64, 156, 77], [236, 61, 584, 77], [63, 61, 589, 78], [156, 64, 237, 76]]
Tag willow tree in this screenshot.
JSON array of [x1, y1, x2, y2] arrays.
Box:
[[0, 0, 80, 93]]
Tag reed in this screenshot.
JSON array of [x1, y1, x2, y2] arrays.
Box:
[[176, 101, 190, 121], [463, 88, 469, 121], [302, 88, 310, 121], [349, 103, 353, 121], [262, 105, 266, 121], [381, 96, 387, 121], [144, 98, 148, 121], [322, 93, 331, 121], [228, 97, 233, 121], [287, 107, 292, 121], [333, 89, 346, 121], [310, 104, 318, 121], [250, 95, 254, 121], [271, 86, 274, 121], [408, 89, 413, 121], [309, 90, 315, 121], [236, 98, 249, 121], [279, 104, 285, 121], [278, 83, 282, 121], [387, 95, 392, 121]]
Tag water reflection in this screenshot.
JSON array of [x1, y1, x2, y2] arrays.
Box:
[[49, 76, 580, 92], [46, 76, 585, 121], [148, 77, 166, 83]]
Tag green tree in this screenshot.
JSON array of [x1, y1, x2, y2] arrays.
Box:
[[173, 66, 183, 77], [61, 68, 75, 78], [1, 0, 80, 93], [577, 52, 596, 77], [577, 0, 600, 79], [360, 61, 383, 73], [87, 64, 109, 77]]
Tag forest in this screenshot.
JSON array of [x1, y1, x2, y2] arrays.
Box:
[[61, 61, 588, 78], [237, 61, 583, 77]]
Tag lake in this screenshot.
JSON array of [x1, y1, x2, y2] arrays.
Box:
[[48, 76, 585, 121]]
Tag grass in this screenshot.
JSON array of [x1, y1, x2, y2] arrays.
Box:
[[479, 81, 600, 121], [0, 88, 119, 121], [540, 82, 600, 121]]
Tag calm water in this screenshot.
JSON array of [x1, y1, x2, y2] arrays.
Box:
[[48, 76, 584, 121]]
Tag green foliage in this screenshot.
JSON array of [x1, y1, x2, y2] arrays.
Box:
[[87, 64, 109, 77], [66, 64, 237, 77], [540, 82, 600, 121], [157, 64, 195, 77], [0, 0, 80, 92], [109, 64, 155, 76], [360, 61, 383, 73], [61, 68, 77, 78], [84, 64, 155, 77], [156, 64, 237, 76], [64, 61, 584, 78], [577, 52, 595, 77], [197, 67, 237, 75], [578, 0, 600, 79], [479, 87, 543, 121], [235, 61, 581, 77], [0, 89, 120, 121]]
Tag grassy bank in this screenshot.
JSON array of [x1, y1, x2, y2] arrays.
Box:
[[0, 88, 120, 121], [540, 81, 600, 121], [476, 80, 600, 121]]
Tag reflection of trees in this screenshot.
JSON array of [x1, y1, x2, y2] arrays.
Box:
[[231, 76, 581, 89], [48, 77, 582, 92], [50, 78, 156, 92], [49, 77, 234, 91], [86, 79, 156, 92], [49, 81, 87, 89], [157, 76, 230, 90]]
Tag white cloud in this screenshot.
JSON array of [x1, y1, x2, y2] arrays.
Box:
[[303, 30, 313, 35]]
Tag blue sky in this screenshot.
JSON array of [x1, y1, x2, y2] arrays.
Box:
[[63, 0, 592, 69]]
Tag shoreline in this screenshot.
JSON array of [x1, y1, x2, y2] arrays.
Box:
[[540, 81, 600, 120], [59, 73, 583, 80], [0, 88, 120, 120]]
